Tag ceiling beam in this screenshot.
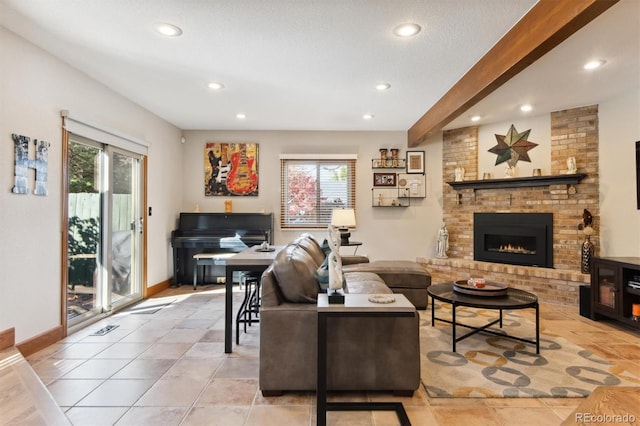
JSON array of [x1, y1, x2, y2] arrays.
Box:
[[407, 0, 619, 147]]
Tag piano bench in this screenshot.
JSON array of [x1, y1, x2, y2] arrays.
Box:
[[193, 253, 236, 289]]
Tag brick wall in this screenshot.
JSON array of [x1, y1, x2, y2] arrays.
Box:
[[421, 105, 599, 305]]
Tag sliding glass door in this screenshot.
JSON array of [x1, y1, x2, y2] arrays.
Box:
[[108, 148, 142, 309], [66, 136, 143, 327], [67, 139, 103, 322]]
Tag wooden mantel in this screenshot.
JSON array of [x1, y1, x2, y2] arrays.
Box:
[[407, 0, 619, 147], [447, 173, 587, 191]]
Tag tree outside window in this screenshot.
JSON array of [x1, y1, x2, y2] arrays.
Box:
[[281, 158, 355, 228]]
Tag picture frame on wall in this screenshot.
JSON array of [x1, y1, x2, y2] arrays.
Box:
[[373, 172, 396, 187], [406, 150, 425, 174], [204, 142, 259, 196], [398, 173, 426, 198]]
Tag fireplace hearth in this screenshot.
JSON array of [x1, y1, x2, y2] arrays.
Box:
[[474, 213, 553, 268]]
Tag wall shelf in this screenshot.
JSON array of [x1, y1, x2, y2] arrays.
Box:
[[371, 158, 405, 169], [447, 173, 587, 191], [372, 187, 410, 207], [370, 156, 426, 207]]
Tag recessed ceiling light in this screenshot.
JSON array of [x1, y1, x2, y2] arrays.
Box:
[[471, 115, 481, 122], [375, 83, 391, 91], [520, 104, 533, 112], [363, 113, 375, 120], [584, 59, 606, 70], [152, 22, 183, 37], [236, 113, 246, 119], [208, 82, 225, 90], [393, 23, 421, 37]]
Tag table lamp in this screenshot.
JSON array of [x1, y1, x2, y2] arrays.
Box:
[[331, 208, 356, 245]]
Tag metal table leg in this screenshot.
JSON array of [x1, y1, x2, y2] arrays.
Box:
[[224, 266, 235, 353], [452, 302, 457, 353]]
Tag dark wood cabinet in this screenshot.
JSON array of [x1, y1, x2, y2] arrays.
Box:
[[591, 257, 640, 329]]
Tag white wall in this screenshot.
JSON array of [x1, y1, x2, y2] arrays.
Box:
[[181, 130, 444, 262], [599, 91, 640, 256], [0, 27, 183, 343]]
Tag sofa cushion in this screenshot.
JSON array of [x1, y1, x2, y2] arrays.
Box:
[[344, 271, 391, 294], [272, 243, 319, 303], [293, 234, 326, 266], [343, 260, 430, 290], [341, 255, 370, 265]]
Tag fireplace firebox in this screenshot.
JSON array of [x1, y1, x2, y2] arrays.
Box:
[[474, 213, 553, 268]]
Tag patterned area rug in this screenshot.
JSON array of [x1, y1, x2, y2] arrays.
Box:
[[419, 305, 639, 398]]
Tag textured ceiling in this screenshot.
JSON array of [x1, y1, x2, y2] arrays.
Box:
[[0, 0, 637, 134]]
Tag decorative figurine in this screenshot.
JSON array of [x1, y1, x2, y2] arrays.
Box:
[[582, 209, 593, 227], [505, 165, 515, 177], [327, 225, 345, 303], [581, 209, 595, 274], [566, 156, 577, 174], [454, 166, 465, 182], [436, 223, 449, 258]]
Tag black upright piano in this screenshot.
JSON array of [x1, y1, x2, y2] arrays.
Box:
[[171, 212, 273, 286]]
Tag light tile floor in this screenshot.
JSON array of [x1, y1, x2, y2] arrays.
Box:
[[21, 285, 640, 425]]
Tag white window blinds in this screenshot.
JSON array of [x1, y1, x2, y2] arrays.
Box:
[[280, 154, 356, 229]]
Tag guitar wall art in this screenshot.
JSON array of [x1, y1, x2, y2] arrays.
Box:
[[204, 142, 259, 196]]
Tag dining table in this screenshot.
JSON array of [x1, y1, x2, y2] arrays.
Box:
[[224, 245, 283, 353]]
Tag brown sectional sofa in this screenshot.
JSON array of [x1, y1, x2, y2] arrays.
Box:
[[259, 234, 431, 396]]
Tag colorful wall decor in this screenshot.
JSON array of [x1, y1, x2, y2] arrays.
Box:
[[12, 133, 49, 195], [489, 124, 538, 168], [205, 142, 259, 196]]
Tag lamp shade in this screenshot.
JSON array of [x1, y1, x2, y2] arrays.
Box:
[[331, 208, 356, 228]]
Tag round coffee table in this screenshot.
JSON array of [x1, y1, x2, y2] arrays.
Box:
[[427, 282, 539, 353]]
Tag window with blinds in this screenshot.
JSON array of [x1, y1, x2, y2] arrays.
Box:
[[280, 156, 356, 229]]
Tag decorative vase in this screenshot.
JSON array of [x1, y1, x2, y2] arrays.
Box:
[[379, 149, 388, 167], [390, 149, 399, 167], [581, 235, 594, 274]]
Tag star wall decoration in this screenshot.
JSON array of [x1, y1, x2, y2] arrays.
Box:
[[489, 124, 538, 167]]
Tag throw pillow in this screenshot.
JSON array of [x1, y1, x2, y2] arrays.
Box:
[[315, 239, 333, 289], [321, 239, 331, 257], [316, 256, 329, 285]]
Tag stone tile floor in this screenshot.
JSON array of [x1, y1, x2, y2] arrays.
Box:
[[16, 285, 640, 425]]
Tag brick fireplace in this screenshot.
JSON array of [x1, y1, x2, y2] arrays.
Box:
[[420, 105, 600, 305]]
